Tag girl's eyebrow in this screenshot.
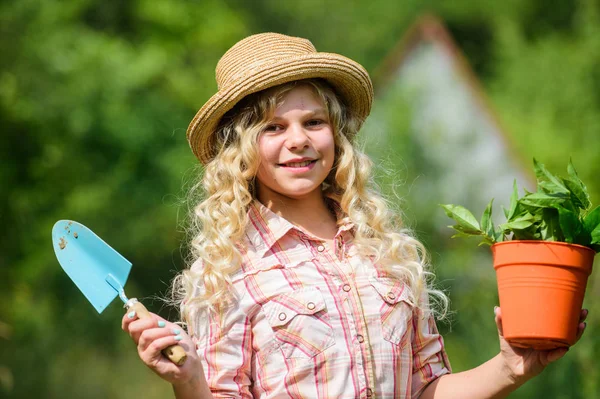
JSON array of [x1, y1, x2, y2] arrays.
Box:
[[306, 109, 327, 117], [271, 108, 327, 120]]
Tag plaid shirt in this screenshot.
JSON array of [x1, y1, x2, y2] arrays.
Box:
[[193, 200, 451, 398]]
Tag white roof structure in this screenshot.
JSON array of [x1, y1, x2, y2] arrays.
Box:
[[365, 15, 533, 229]]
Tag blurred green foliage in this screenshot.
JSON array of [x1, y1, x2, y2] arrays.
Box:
[[2, 0, 599, 397]]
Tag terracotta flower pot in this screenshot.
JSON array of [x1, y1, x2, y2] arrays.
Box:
[[491, 240, 595, 350]]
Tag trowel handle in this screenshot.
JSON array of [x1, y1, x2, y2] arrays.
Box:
[[127, 300, 188, 366]]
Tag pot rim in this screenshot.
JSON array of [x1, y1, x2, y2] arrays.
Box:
[[491, 240, 596, 254]]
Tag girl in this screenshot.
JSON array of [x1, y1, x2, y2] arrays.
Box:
[[122, 33, 587, 398]]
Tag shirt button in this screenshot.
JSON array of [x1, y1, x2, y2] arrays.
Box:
[[387, 292, 396, 301], [366, 388, 373, 397], [307, 302, 316, 310], [278, 312, 287, 321], [337, 241, 343, 248], [342, 284, 351, 292], [357, 334, 364, 343], [317, 245, 325, 252]]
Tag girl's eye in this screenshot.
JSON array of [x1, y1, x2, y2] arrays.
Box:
[[263, 124, 283, 132], [306, 119, 325, 127]]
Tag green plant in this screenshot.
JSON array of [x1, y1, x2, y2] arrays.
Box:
[[441, 159, 600, 251]]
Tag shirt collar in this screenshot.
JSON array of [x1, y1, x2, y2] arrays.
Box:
[[245, 198, 354, 259], [245, 200, 296, 259]]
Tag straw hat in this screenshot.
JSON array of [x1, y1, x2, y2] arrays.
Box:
[[186, 32, 374, 164]]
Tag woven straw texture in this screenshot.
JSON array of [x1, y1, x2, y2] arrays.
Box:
[[186, 33, 373, 164]]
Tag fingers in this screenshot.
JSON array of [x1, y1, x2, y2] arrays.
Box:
[[122, 309, 140, 332], [124, 314, 188, 367], [138, 324, 183, 353], [127, 317, 159, 342], [122, 310, 171, 344], [576, 315, 587, 342], [545, 347, 569, 364], [494, 306, 504, 337], [138, 328, 184, 365], [580, 309, 588, 323], [572, 308, 588, 342]]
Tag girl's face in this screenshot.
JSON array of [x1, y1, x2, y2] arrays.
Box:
[[255, 85, 335, 204]]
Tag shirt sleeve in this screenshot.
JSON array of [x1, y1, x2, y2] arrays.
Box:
[[410, 298, 452, 398], [194, 309, 254, 399]]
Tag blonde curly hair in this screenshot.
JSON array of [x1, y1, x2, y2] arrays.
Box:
[[172, 79, 448, 336]]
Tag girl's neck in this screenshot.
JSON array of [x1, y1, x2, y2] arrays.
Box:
[[258, 192, 338, 241]]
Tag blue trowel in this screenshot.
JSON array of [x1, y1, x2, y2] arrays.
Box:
[[51, 220, 187, 365]]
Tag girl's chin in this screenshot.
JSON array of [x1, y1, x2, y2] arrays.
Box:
[[271, 185, 324, 199]]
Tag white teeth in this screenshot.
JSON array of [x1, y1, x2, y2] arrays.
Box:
[[286, 160, 312, 167]]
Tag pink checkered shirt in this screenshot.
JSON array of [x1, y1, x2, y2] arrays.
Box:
[[192, 200, 451, 398]]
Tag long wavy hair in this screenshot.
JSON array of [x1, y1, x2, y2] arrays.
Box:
[[172, 79, 448, 336]]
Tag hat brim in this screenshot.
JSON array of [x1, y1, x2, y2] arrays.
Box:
[[186, 52, 373, 164]]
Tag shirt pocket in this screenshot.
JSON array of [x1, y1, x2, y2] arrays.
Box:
[[262, 287, 335, 359], [370, 276, 414, 346]]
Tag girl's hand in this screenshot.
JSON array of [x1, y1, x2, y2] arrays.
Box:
[[494, 306, 588, 384], [122, 310, 202, 386]]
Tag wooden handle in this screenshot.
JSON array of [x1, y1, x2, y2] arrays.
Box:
[[128, 300, 188, 366]]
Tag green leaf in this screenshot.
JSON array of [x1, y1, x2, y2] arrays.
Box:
[[494, 226, 505, 242], [534, 158, 569, 195], [507, 180, 518, 220], [450, 230, 479, 239], [592, 225, 600, 245], [478, 236, 495, 246], [586, 206, 600, 245], [508, 201, 536, 223], [539, 208, 561, 241], [583, 206, 600, 234], [563, 178, 591, 211], [500, 213, 537, 231], [519, 192, 569, 209], [512, 225, 542, 240], [567, 159, 590, 210], [440, 204, 481, 234], [440, 160, 596, 251], [450, 223, 483, 236], [511, 204, 544, 222], [501, 220, 536, 230], [480, 199, 495, 241], [556, 206, 582, 243]]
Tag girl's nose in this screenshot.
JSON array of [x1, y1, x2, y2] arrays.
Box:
[[286, 124, 310, 150]]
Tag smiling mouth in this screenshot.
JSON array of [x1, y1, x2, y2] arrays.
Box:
[[279, 160, 317, 167]]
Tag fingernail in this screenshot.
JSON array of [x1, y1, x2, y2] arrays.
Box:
[[172, 328, 181, 335], [158, 321, 166, 328], [494, 306, 498, 313], [127, 311, 136, 319], [174, 335, 183, 341]]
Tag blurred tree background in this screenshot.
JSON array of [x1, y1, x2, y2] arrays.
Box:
[[2, 0, 600, 397]]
